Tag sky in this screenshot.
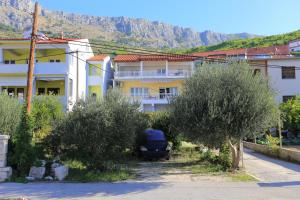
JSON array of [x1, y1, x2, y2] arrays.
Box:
[[37, 0, 300, 36]]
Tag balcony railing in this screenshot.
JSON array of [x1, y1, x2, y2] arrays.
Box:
[[115, 70, 191, 79], [129, 93, 178, 102], [0, 62, 68, 74]]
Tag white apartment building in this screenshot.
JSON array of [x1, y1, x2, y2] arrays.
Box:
[[0, 38, 106, 110]]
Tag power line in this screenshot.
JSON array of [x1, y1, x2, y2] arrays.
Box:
[[48, 39, 300, 70]]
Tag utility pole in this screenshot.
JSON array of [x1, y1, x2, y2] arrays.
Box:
[[26, 2, 40, 113], [76, 50, 79, 100]]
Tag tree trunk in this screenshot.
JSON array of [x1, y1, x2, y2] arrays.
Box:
[[228, 139, 241, 170]]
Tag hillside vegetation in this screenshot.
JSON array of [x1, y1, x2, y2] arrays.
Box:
[[183, 29, 300, 53], [0, 23, 22, 38]]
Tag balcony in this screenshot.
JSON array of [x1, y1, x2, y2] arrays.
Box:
[[129, 94, 178, 105], [115, 70, 192, 79], [0, 62, 68, 75]]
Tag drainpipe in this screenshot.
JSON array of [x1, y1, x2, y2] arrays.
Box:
[[140, 61, 143, 77], [76, 50, 79, 100], [166, 60, 169, 76]]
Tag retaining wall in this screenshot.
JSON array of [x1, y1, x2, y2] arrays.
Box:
[[244, 141, 300, 164]]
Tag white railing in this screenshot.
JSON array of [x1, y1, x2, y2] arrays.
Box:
[[129, 93, 178, 101], [115, 70, 191, 78], [0, 62, 68, 74]]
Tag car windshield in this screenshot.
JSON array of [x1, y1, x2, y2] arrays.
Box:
[[145, 130, 166, 141]]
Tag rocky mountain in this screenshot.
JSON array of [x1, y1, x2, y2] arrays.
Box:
[[0, 0, 260, 48]]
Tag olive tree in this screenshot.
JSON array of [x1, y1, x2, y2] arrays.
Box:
[[0, 93, 21, 135], [171, 62, 278, 169], [51, 90, 148, 170]]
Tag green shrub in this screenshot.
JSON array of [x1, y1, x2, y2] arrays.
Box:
[[9, 107, 36, 176], [31, 95, 64, 158], [0, 93, 21, 136], [218, 144, 232, 170], [201, 149, 218, 163], [280, 96, 300, 134], [52, 90, 148, 170], [150, 111, 181, 150]]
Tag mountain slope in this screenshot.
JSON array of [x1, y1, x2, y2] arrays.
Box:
[[184, 29, 300, 53], [0, 0, 259, 48]]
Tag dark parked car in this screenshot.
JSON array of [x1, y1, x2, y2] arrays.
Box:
[[139, 129, 171, 160]]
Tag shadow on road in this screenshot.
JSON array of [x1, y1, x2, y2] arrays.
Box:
[[258, 181, 300, 187], [0, 182, 165, 199]]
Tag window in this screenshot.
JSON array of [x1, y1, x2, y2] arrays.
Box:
[[55, 59, 61, 63], [283, 95, 296, 102], [17, 88, 24, 100], [159, 87, 178, 99], [38, 88, 45, 95], [282, 67, 295, 79], [7, 88, 15, 97], [47, 88, 60, 95], [4, 60, 15, 64], [68, 79, 73, 97], [157, 69, 166, 76], [130, 88, 149, 97], [50, 60, 55, 63], [254, 69, 261, 75]]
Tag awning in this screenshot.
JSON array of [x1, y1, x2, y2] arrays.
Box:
[[0, 77, 27, 86], [36, 77, 65, 81]]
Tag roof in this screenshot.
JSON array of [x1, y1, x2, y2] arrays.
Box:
[[0, 38, 83, 44], [192, 48, 246, 57], [87, 54, 109, 61], [247, 45, 289, 57], [192, 45, 290, 59], [114, 54, 197, 62]]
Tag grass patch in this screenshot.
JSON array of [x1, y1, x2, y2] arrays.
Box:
[[6, 176, 28, 183], [171, 144, 257, 182], [63, 160, 135, 182], [184, 161, 224, 174], [228, 171, 257, 182], [65, 168, 134, 182]]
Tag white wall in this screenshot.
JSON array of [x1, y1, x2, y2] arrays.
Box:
[[68, 39, 94, 100], [0, 48, 3, 63], [289, 40, 300, 52], [0, 77, 27, 86], [88, 56, 112, 97], [268, 58, 300, 102]]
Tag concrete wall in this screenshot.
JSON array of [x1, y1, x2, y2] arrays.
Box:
[[244, 141, 300, 164], [0, 135, 11, 182]]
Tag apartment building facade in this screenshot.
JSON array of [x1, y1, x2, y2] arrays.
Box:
[[114, 55, 197, 112], [193, 44, 300, 103], [86, 55, 112, 98], [0, 38, 105, 110]]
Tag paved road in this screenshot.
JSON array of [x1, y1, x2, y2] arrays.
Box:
[[244, 148, 300, 182], [1, 181, 300, 200], [1, 149, 300, 200]]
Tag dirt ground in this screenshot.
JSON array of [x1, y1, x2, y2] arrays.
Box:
[[132, 160, 234, 183]]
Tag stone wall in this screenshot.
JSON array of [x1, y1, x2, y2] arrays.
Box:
[[244, 141, 300, 164], [0, 135, 12, 182]]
